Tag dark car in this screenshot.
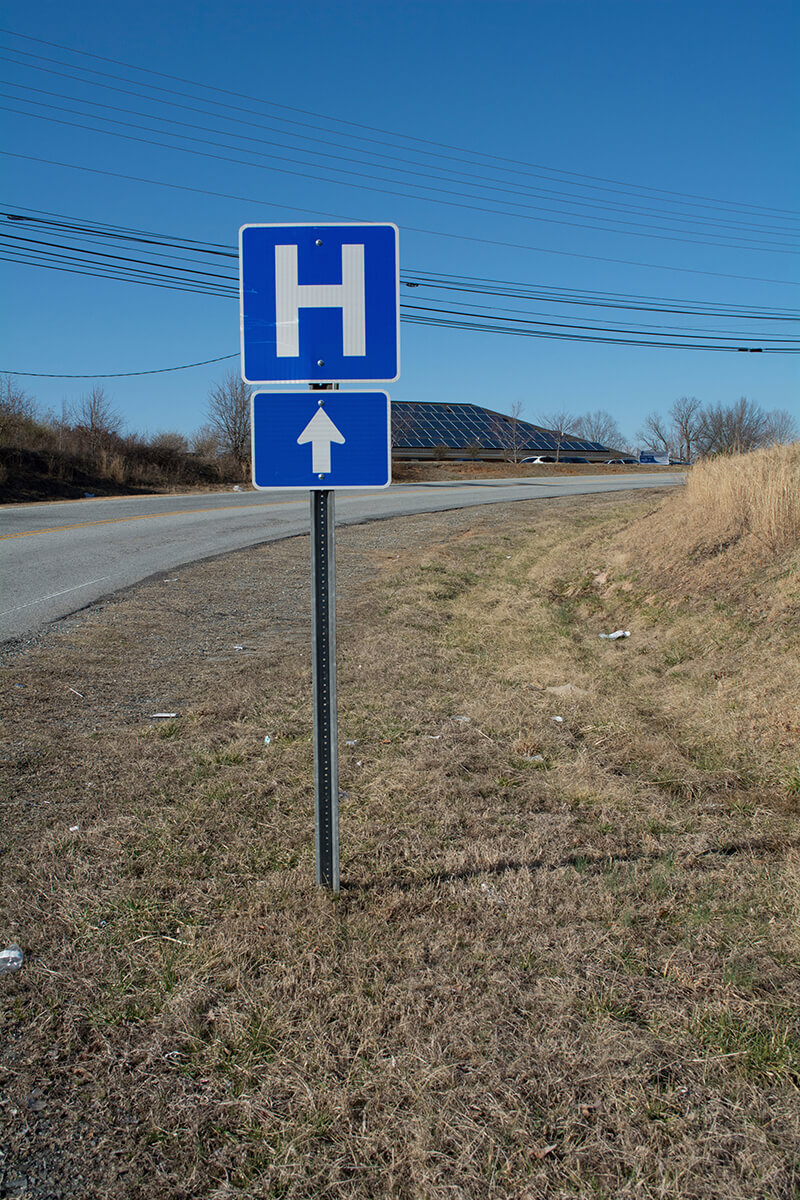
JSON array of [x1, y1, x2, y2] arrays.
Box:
[[560, 456, 589, 464]]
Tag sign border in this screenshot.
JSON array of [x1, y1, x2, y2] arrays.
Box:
[[239, 223, 400, 385], [250, 389, 393, 491]]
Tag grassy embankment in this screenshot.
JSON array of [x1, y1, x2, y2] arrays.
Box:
[[1, 444, 798, 1198]]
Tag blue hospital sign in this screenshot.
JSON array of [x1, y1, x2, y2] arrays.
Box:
[[239, 223, 399, 384]]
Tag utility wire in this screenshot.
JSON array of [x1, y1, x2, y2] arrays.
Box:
[[5, 101, 794, 255], [4, 243, 796, 353], [1, 26, 795, 219], [0, 353, 239, 377], [7, 203, 797, 318], [3, 151, 798, 288], [2, 77, 796, 241], [9, 241, 796, 343], [4, 208, 798, 324]]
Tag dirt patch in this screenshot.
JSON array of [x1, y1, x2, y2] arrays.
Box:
[[1, 490, 798, 1199]]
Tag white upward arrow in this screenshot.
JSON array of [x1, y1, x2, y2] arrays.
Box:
[[297, 406, 346, 475]]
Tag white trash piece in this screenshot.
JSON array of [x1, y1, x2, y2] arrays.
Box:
[[599, 630, 630, 640], [552, 716, 564, 724], [0, 944, 24, 975]]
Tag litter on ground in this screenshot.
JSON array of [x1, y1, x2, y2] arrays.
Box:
[[0, 945, 24, 975]]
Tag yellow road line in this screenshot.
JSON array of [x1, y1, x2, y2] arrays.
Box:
[[1, 480, 631, 542], [0, 498, 302, 540], [0, 488, 457, 541]]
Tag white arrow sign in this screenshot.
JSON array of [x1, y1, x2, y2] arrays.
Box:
[[297, 406, 346, 475]]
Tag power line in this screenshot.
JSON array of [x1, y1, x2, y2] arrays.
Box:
[[5, 101, 795, 255], [5, 207, 799, 321], [3, 243, 796, 360], [3, 76, 796, 242], [8, 242, 795, 342], [3, 208, 799, 348], [0, 353, 240, 378], [4, 151, 798, 288], [400, 313, 790, 351], [1, 25, 795, 220], [8, 204, 798, 318]]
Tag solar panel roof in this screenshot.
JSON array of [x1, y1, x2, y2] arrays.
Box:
[[391, 402, 608, 454]]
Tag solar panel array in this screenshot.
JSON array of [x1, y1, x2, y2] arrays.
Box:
[[391, 402, 609, 454]]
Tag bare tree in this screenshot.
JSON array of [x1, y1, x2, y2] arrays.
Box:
[[637, 411, 674, 458], [0, 375, 37, 444], [74, 385, 122, 438], [763, 408, 798, 446], [537, 408, 577, 462], [191, 423, 222, 459], [697, 397, 769, 456], [668, 396, 703, 463], [489, 400, 528, 463], [573, 409, 624, 450], [505, 399, 528, 463], [207, 371, 251, 474], [149, 430, 190, 454], [72, 386, 123, 460]]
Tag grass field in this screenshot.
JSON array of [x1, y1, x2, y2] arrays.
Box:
[[2, 448, 798, 1198]]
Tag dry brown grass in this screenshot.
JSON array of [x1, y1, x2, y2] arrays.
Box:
[[683, 443, 800, 556], [1, 481, 798, 1199], [623, 442, 800, 569]]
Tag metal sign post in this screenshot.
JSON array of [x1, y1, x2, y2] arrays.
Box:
[[240, 221, 399, 893], [310, 485, 339, 891], [308, 381, 340, 892]]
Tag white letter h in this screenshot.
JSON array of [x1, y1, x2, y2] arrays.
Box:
[[274, 243, 366, 358]]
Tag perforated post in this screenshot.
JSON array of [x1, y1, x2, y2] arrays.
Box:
[[310, 487, 339, 891]]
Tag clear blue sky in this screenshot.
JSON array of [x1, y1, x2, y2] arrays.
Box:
[[1, 0, 797, 447]]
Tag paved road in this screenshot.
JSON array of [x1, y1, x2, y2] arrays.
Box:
[[0, 474, 683, 642]]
